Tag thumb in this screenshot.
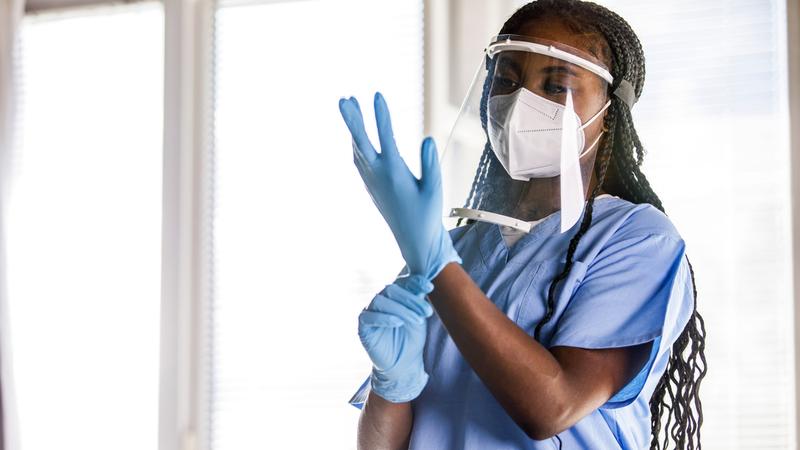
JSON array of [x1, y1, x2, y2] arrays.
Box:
[[420, 137, 441, 191]]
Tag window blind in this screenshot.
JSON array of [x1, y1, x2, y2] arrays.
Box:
[[209, 1, 424, 448]]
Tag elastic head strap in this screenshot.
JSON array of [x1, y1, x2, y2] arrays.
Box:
[[613, 79, 637, 109]]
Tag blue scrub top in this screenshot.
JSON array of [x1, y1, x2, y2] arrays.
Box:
[[350, 196, 695, 449]]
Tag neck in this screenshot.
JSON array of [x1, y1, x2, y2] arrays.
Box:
[[507, 166, 605, 222]]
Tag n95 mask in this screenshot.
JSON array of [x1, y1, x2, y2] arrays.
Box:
[[487, 87, 610, 181]]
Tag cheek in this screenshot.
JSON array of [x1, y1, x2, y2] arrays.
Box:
[[577, 99, 608, 142], [574, 93, 606, 121], [582, 115, 606, 143]]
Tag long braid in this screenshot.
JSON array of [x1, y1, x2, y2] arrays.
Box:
[[535, 99, 617, 340], [466, 2, 707, 448], [458, 146, 492, 226]]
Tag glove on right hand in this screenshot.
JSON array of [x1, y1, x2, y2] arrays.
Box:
[[357, 275, 435, 403]]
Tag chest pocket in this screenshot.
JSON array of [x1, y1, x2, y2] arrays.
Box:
[[512, 259, 589, 346]]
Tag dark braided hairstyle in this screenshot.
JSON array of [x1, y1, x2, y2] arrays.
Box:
[[464, 1, 708, 448]]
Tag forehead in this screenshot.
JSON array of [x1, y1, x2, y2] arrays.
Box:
[[514, 18, 610, 67], [495, 51, 594, 80]]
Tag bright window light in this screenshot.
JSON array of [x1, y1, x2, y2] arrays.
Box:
[[7, 4, 164, 449], [210, 0, 424, 448]]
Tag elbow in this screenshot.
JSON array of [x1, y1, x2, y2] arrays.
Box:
[[517, 403, 573, 441], [521, 423, 561, 441]]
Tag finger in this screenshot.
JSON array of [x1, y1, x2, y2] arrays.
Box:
[[420, 137, 442, 193], [352, 143, 374, 179], [371, 293, 425, 325], [383, 284, 433, 318], [339, 97, 378, 164], [359, 310, 404, 328], [346, 98, 385, 188], [373, 92, 400, 159], [348, 97, 380, 170]]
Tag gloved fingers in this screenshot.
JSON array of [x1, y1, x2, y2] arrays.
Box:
[[373, 92, 400, 160], [383, 283, 434, 318], [357, 311, 400, 370], [339, 97, 378, 165], [420, 137, 442, 193], [370, 293, 426, 326], [358, 310, 404, 329], [352, 143, 375, 181]]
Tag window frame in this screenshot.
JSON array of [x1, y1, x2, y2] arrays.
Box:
[[158, 0, 215, 449], [788, 0, 800, 445], [15, 0, 800, 448], [18, 1, 215, 448]]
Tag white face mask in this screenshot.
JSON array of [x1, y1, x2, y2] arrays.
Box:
[[487, 87, 610, 180]]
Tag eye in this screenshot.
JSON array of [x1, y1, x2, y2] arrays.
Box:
[[543, 80, 567, 95], [493, 76, 519, 92]]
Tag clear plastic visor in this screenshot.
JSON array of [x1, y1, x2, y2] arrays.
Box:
[[441, 35, 612, 233]]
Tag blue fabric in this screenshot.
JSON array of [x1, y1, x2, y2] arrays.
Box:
[[350, 197, 694, 449]]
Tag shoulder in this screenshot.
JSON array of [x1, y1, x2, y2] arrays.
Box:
[[594, 197, 683, 244], [578, 197, 686, 267]]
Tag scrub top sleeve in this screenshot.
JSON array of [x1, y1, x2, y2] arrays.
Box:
[[549, 233, 693, 407], [349, 375, 371, 410]]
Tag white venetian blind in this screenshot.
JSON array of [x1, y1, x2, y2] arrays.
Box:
[[210, 0, 424, 448], [6, 3, 164, 449], [591, 1, 793, 448]]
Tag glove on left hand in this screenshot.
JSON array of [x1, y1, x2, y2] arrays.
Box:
[[339, 92, 461, 281]]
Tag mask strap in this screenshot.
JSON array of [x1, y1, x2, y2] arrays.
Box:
[[576, 97, 610, 158], [580, 99, 611, 130], [579, 130, 604, 158]]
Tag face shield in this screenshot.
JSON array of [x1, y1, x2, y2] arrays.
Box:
[[442, 35, 613, 233]]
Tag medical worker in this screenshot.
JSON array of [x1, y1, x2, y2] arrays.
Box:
[[338, 1, 707, 449]]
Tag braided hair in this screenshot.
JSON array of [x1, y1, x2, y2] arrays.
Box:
[[465, 1, 708, 448]]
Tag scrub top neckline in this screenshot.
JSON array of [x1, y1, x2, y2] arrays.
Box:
[[478, 195, 620, 265]]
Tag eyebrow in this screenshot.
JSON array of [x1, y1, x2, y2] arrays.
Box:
[[541, 65, 580, 77], [497, 58, 523, 74]]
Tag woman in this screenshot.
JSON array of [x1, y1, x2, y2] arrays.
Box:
[[338, 1, 706, 449]]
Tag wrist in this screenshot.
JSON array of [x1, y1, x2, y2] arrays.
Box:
[[394, 274, 434, 297], [370, 365, 429, 403], [404, 226, 462, 282], [426, 227, 462, 280]]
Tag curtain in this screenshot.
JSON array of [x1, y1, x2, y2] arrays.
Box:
[[0, 0, 24, 449]]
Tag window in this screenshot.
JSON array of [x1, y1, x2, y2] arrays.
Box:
[[209, 0, 424, 448], [3, 0, 796, 449], [6, 4, 164, 449]]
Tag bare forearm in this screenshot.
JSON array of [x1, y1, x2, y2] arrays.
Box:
[[357, 390, 413, 450], [429, 262, 632, 439]]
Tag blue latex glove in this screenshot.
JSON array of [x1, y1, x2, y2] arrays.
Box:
[[358, 275, 435, 403], [338, 93, 461, 281]]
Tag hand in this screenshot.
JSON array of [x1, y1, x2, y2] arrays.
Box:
[[338, 92, 461, 280], [358, 275, 435, 403]]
